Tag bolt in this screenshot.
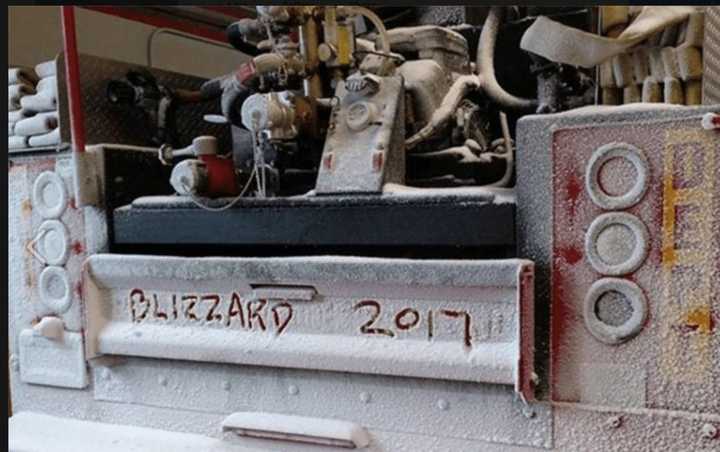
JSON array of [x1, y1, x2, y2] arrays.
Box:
[[701, 423, 718, 440], [158, 375, 168, 387], [288, 385, 299, 396], [222, 381, 231, 391], [359, 392, 371, 404], [606, 415, 623, 429], [437, 398, 449, 411]]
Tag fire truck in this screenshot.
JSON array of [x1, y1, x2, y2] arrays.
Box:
[[8, 5, 719, 451]]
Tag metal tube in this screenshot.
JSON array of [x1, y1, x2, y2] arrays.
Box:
[[299, 16, 323, 98], [61, 6, 86, 153]]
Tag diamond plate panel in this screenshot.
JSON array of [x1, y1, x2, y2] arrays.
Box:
[[56, 53, 231, 150], [704, 7, 720, 104]]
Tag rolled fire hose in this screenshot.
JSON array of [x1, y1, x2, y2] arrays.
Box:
[[520, 6, 696, 68]]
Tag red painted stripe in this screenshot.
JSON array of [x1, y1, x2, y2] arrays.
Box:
[[61, 6, 85, 153], [81, 6, 228, 43]]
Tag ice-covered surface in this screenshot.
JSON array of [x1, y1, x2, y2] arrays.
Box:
[[383, 183, 516, 204], [19, 329, 87, 389], [516, 102, 720, 452], [83, 254, 529, 385], [561, 103, 689, 116], [10, 103, 720, 451], [10, 410, 548, 452], [10, 412, 270, 452], [130, 185, 513, 208], [222, 412, 369, 448], [416, 6, 467, 26], [550, 112, 718, 412], [86, 254, 528, 287]]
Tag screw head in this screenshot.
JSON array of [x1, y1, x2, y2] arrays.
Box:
[[606, 415, 623, 429], [158, 375, 168, 387], [437, 398, 449, 411], [288, 385, 299, 396], [359, 392, 371, 404]]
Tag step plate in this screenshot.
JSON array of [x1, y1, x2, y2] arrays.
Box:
[[83, 254, 535, 400]]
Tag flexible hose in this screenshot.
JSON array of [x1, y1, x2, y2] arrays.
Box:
[[184, 165, 258, 212], [340, 6, 390, 54], [477, 7, 537, 110], [486, 111, 514, 187], [405, 75, 482, 150]]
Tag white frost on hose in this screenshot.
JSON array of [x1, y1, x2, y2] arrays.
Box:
[[405, 74, 482, 150], [477, 7, 537, 111], [486, 111, 514, 188], [340, 6, 390, 54], [520, 6, 696, 68]]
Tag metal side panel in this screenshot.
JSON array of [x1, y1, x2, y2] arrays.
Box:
[[83, 255, 535, 398], [515, 104, 719, 401], [19, 329, 87, 389], [89, 356, 550, 449]]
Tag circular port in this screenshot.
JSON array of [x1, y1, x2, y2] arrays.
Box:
[[37, 220, 70, 266], [586, 142, 649, 210], [584, 278, 647, 345], [32, 171, 67, 219], [39, 266, 72, 314], [585, 212, 649, 275]]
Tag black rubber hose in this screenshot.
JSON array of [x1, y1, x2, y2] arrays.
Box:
[[199, 76, 226, 100], [106, 80, 136, 105], [226, 22, 262, 56], [221, 78, 253, 127]]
